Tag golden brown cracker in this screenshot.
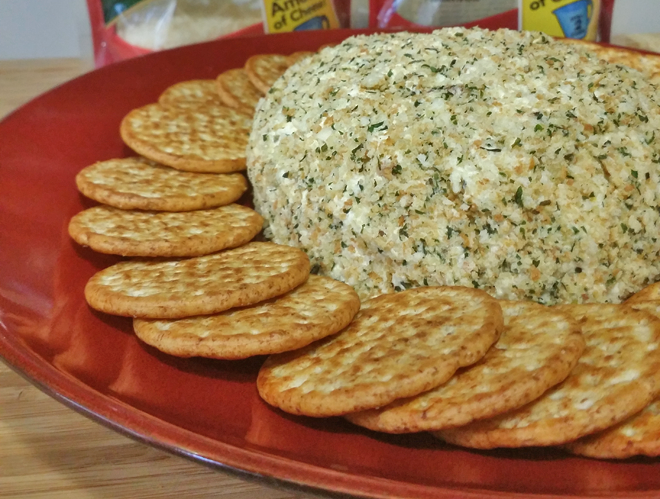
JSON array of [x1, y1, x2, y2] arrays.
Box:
[[75, 157, 248, 212], [120, 102, 252, 173], [566, 399, 660, 458], [244, 54, 292, 94], [629, 299, 660, 317], [347, 301, 584, 433], [69, 204, 262, 257], [133, 275, 359, 359], [84, 242, 310, 319], [257, 286, 503, 417], [566, 301, 660, 458], [158, 79, 224, 109], [626, 281, 660, 303], [215, 68, 263, 114], [437, 303, 660, 448]]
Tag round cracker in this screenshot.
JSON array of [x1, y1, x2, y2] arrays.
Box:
[[75, 157, 248, 212], [244, 54, 292, 94], [437, 303, 660, 449], [257, 286, 503, 418], [120, 102, 252, 173], [69, 204, 263, 257], [158, 79, 224, 109], [84, 242, 310, 319], [566, 301, 660, 458], [626, 281, 660, 303], [133, 275, 359, 359], [215, 68, 263, 114], [567, 399, 660, 459], [347, 301, 584, 433], [76, 156, 248, 211]]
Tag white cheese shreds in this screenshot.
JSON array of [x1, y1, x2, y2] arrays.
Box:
[[247, 28, 660, 304]]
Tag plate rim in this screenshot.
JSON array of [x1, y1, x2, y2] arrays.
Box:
[[0, 313, 517, 499], [1, 28, 659, 499]]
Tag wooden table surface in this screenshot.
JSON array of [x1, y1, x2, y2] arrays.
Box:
[[0, 57, 304, 499]]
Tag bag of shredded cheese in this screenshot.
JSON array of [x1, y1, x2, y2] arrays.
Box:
[[369, 0, 615, 42], [88, 0, 351, 66]]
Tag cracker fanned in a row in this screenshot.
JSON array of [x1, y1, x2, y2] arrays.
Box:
[[258, 287, 504, 417], [120, 102, 252, 173], [69, 41, 660, 461], [158, 80, 223, 108], [134, 275, 360, 360], [216, 68, 264, 114], [436, 304, 660, 448], [76, 157, 248, 212], [346, 301, 584, 433], [216, 52, 307, 113], [567, 399, 660, 459], [68, 204, 263, 257], [565, 301, 660, 458], [71, 51, 364, 363], [626, 281, 660, 303], [120, 54, 300, 171], [158, 79, 225, 109], [84, 242, 311, 319], [244, 54, 294, 94]]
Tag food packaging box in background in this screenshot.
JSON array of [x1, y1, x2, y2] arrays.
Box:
[[262, 0, 340, 33], [89, 0, 615, 67], [369, 0, 614, 42], [88, 0, 351, 67], [520, 0, 613, 42], [369, 0, 518, 31]]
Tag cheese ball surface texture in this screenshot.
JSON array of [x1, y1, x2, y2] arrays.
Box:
[[247, 28, 660, 304]]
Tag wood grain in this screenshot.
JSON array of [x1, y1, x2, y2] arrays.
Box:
[[0, 363, 304, 499], [0, 58, 92, 118], [0, 57, 303, 499]]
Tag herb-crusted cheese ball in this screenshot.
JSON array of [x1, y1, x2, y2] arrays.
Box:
[[247, 28, 660, 304]]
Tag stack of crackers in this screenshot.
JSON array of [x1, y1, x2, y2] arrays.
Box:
[[71, 49, 360, 360], [69, 42, 660, 461], [257, 285, 660, 460]]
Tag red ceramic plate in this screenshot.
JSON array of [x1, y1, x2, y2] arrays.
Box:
[[1, 29, 659, 499]]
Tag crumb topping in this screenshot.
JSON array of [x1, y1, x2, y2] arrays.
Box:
[[247, 28, 660, 304]]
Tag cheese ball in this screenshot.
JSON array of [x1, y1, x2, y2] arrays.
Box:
[[247, 28, 660, 304]]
